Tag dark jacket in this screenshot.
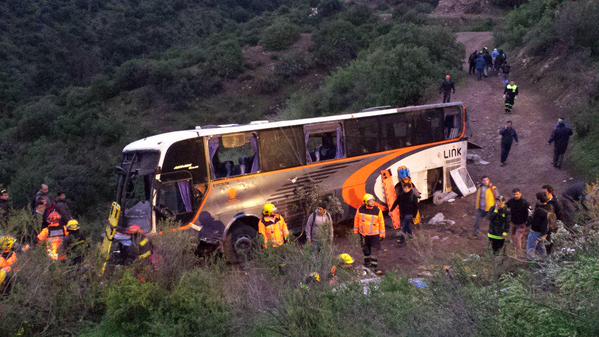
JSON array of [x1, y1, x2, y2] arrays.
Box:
[[54, 200, 73, 226], [390, 189, 419, 219], [506, 197, 530, 225], [547, 197, 562, 221], [31, 191, 48, 214], [548, 123, 573, 153], [65, 230, 88, 264], [563, 182, 586, 202], [475, 55, 487, 70], [488, 207, 510, 239], [483, 53, 492, 66], [468, 51, 478, 64], [530, 203, 550, 234], [439, 80, 455, 94], [500, 127, 519, 145], [504, 84, 519, 99]]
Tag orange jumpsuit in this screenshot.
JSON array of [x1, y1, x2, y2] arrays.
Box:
[[258, 214, 289, 248]]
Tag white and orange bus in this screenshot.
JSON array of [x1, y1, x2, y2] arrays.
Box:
[[109, 102, 468, 260]]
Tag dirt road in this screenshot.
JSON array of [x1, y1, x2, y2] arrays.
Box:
[[336, 32, 576, 275]]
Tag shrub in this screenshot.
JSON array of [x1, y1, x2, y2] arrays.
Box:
[[261, 19, 301, 51], [274, 52, 314, 78], [313, 19, 363, 66], [207, 39, 244, 78], [555, 0, 599, 57]]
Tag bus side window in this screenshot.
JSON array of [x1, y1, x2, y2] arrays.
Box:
[[304, 123, 345, 163], [210, 133, 259, 179], [344, 116, 380, 157], [443, 106, 463, 139], [259, 126, 306, 172], [380, 114, 411, 149]]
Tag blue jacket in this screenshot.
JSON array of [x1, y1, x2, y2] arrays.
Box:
[[475, 55, 486, 70], [491, 50, 500, 60]]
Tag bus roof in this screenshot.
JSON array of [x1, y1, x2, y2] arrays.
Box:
[[123, 102, 463, 153]]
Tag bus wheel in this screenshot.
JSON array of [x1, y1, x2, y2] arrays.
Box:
[[224, 223, 257, 263]]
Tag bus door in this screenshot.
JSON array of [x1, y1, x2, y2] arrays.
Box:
[[155, 171, 196, 224]]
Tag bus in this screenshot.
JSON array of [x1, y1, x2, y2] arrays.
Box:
[[108, 102, 469, 261]]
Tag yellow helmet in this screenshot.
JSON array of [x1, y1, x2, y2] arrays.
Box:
[[0, 235, 16, 252], [363, 193, 375, 204], [66, 219, 80, 231], [338, 253, 354, 266], [308, 272, 321, 283], [263, 203, 277, 216]]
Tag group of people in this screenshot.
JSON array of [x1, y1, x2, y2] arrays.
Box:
[[469, 47, 510, 81], [473, 175, 586, 259]]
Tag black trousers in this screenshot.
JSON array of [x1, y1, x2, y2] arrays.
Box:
[[361, 235, 381, 257], [442, 92, 452, 103], [489, 238, 505, 254], [469, 63, 475, 74], [500, 142, 512, 163], [553, 147, 565, 168], [505, 97, 515, 112]]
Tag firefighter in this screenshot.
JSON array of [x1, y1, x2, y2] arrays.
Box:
[[503, 81, 519, 113], [488, 196, 510, 255], [36, 211, 69, 261], [0, 235, 18, 292], [64, 219, 88, 265], [354, 194, 385, 272], [258, 203, 289, 248], [115, 225, 153, 265]]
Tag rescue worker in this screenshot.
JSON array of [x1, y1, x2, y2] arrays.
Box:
[[64, 219, 88, 265], [0, 188, 9, 229], [439, 74, 456, 103], [258, 203, 289, 248], [527, 192, 551, 260], [396, 166, 421, 197], [473, 176, 498, 237], [548, 118, 573, 169], [114, 225, 153, 265], [488, 196, 510, 255], [506, 188, 531, 255], [329, 253, 355, 286], [389, 182, 419, 241], [499, 120, 519, 166], [305, 204, 333, 251], [0, 235, 18, 292], [354, 194, 385, 272], [503, 81, 519, 113], [36, 211, 69, 261]]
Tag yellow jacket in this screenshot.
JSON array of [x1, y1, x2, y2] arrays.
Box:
[[258, 215, 289, 248], [475, 184, 497, 212]]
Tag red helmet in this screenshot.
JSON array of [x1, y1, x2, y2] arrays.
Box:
[[126, 225, 144, 235], [47, 211, 61, 223]]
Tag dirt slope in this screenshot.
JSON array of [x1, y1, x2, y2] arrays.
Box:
[[336, 32, 576, 275]]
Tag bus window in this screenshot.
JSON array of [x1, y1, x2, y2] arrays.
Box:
[[304, 123, 345, 163], [210, 133, 259, 179], [156, 179, 193, 217], [380, 114, 412, 149], [259, 126, 306, 171], [344, 116, 380, 157], [162, 138, 207, 184], [410, 108, 445, 145], [443, 106, 463, 139]]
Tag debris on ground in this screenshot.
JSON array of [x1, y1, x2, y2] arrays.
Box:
[[433, 191, 460, 205], [467, 153, 490, 165], [408, 278, 429, 288], [427, 212, 456, 226]]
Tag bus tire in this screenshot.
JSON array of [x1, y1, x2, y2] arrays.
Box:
[[224, 222, 257, 264]]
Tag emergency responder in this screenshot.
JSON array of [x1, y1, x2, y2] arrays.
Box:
[[499, 121, 518, 166], [504, 81, 518, 113], [473, 176, 498, 237], [328, 253, 355, 286], [548, 118, 573, 169], [258, 203, 289, 248], [389, 182, 419, 241], [64, 219, 88, 265], [354, 194, 385, 272], [36, 211, 69, 261], [488, 196, 510, 255], [1, 235, 18, 293], [439, 74, 456, 103], [115, 225, 153, 265], [0, 188, 9, 229]]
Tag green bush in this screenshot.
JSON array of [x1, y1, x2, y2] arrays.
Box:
[[260, 19, 301, 51], [313, 19, 364, 66], [207, 39, 244, 78], [274, 52, 314, 78], [555, 0, 599, 57]]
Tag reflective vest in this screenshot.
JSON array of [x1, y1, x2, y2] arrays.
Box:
[[0, 251, 17, 273], [258, 215, 289, 248], [488, 207, 509, 240], [354, 205, 385, 237], [37, 223, 69, 261], [475, 184, 497, 212], [506, 84, 518, 93]]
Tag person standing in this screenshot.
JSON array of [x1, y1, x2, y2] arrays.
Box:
[[36, 211, 69, 262], [548, 118, 573, 169], [488, 196, 510, 255], [354, 194, 385, 272], [499, 121, 519, 166], [527, 192, 551, 260], [31, 184, 49, 214], [501, 62, 511, 81], [468, 50, 478, 75], [483, 48, 492, 77], [506, 189, 531, 255], [475, 52, 487, 81], [305, 205, 334, 251], [0, 188, 10, 230], [503, 81, 519, 113], [390, 183, 419, 241], [439, 74, 456, 103], [473, 176, 498, 237], [258, 203, 289, 249], [491, 48, 500, 71], [64, 219, 88, 265], [54, 192, 73, 225]]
